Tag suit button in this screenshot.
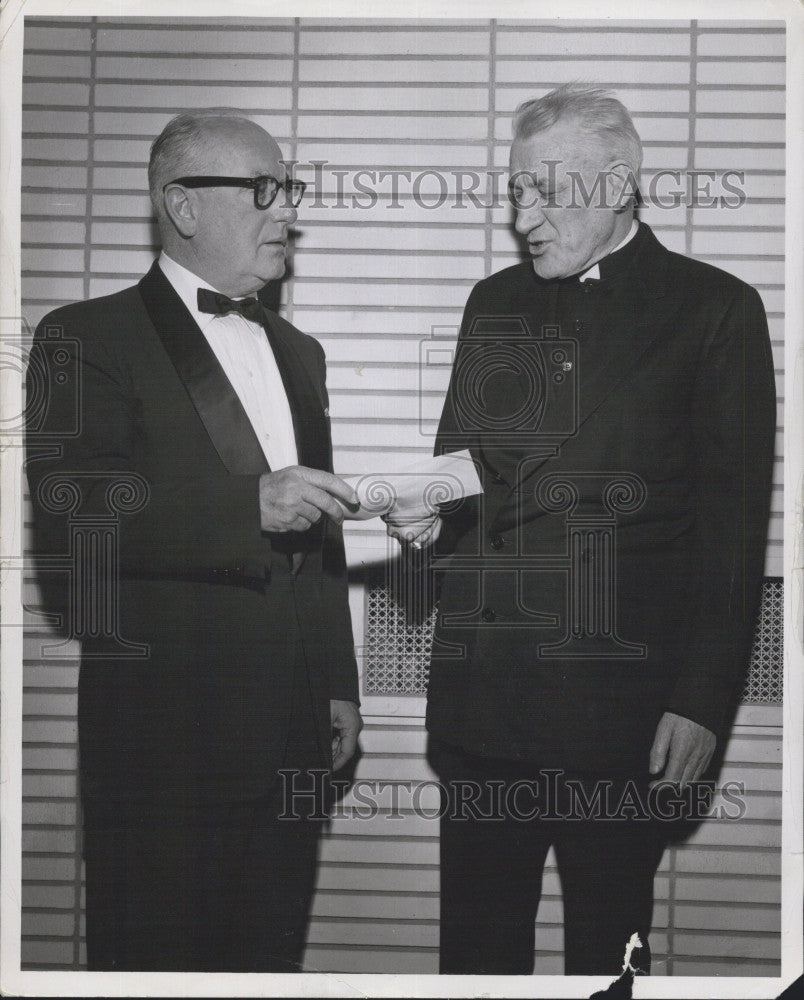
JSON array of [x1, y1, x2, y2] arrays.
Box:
[[481, 607, 496, 622], [490, 535, 504, 550], [492, 472, 505, 485]]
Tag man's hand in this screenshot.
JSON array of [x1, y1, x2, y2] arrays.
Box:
[[330, 699, 362, 771], [259, 466, 358, 532], [383, 505, 442, 549], [649, 711, 716, 788]]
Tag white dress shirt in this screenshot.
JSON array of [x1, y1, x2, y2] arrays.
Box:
[[158, 252, 298, 471], [579, 219, 639, 281]]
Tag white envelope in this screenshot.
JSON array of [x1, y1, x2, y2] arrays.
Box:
[[340, 450, 483, 521]]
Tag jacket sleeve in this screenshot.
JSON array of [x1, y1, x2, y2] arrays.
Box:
[[314, 342, 360, 704], [320, 519, 360, 704], [664, 283, 777, 736], [432, 283, 485, 557], [25, 306, 272, 616]]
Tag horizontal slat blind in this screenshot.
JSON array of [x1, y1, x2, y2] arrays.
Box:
[[20, 15, 784, 976]]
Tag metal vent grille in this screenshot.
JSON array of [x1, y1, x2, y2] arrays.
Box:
[[364, 576, 783, 703], [743, 577, 783, 703], [364, 576, 436, 695]]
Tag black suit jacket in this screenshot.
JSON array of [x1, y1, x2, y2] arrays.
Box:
[[26, 262, 359, 805], [426, 223, 776, 772]]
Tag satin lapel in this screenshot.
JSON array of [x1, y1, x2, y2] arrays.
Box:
[[138, 262, 270, 475], [260, 311, 330, 472]]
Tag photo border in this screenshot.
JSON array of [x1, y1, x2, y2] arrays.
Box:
[[1, 1, 801, 997]]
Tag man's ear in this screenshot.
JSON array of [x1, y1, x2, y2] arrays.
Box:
[[162, 184, 199, 238], [606, 161, 639, 212]]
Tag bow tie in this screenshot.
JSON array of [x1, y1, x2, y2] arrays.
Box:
[[197, 288, 265, 324]]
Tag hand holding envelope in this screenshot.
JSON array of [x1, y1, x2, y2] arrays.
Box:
[[384, 505, 443, 549], [339, 450, 483, 548]]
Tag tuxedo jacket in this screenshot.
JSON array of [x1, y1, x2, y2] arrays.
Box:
[[26, 262, 359, 805], [426, 223, 777, 773]]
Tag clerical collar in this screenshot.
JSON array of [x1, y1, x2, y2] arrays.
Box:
[[530, 219, 646, 290], [579, 219, 639, 282]]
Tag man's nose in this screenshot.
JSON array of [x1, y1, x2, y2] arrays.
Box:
[[514, 198, 545, 235], [269, 203, 297, 225]]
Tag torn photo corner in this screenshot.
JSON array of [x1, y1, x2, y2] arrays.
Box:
[[338, 449, 483, 521]]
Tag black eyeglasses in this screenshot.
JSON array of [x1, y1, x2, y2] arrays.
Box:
[[164, 175, 306, 209]]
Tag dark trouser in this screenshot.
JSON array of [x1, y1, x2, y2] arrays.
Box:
[[82, 664, 326, 972], [437, 749, 666, 976]]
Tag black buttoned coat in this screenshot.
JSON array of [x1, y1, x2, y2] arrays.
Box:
[[426, 223, 776, 772]]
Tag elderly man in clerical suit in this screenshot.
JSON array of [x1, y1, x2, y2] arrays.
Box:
[[25, 112, 361, 972], [387, 84, 776, 976]]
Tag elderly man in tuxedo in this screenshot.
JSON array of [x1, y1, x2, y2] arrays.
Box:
[[387, 84, 776, 976], [26, 112, 362, 971]]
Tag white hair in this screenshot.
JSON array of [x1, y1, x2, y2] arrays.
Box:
[[513, 83, 643, 179], [147, 110, 247, 216]]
